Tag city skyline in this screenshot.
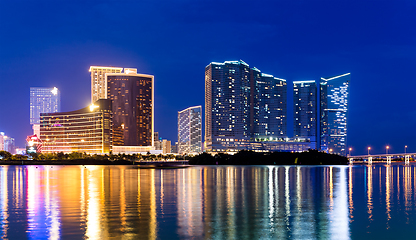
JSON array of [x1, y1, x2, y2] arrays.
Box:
[[0, 1, 415, 155]]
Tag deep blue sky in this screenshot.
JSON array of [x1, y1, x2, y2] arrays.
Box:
[[1, 0, 415, 155]]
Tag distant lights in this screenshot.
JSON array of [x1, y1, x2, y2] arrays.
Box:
[[89, 104, 99, 112], [51, 87, 58, 95]]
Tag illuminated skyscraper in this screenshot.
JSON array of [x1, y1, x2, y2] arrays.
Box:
[[320, 73, 350, 155], [30, 87, 60, 136], [90, 66, 123, 103], [205, 60, 288, 151], [293, 80, 317, 145], [178, 106, 202, 154], [106, 68, 154, 147], [254, 73, 287, 139]]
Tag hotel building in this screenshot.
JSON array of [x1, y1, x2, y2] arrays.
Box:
[[178, 106, 202, 154], [205, 60, 306, 152], [106, 68, 154, 153], [90, 66, 123, 103], [30, 87, 60, 136], [40, 99, 112, 154], [293, 80, 317, 148], [320, 73, 350, 155]]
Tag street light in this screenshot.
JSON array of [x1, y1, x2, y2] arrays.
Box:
[[386, 145, 389, 155], [405, 145, 408, 154], [348, 147, 352, 156], [329, 149, 333, 154], [368, 147, 371, 155]]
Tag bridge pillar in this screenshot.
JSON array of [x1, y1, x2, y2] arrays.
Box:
[[387, 156, 391, 164], [368, 156, 372, 165], [349, 158, 353, 164], [405, 155, 410, 164]]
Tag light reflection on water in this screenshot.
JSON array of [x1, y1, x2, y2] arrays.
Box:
[[0, 164, 415, 239]]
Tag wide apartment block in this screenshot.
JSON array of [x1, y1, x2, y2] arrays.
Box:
[[178, 106, 202, 154], [40, 99, 112, 154]]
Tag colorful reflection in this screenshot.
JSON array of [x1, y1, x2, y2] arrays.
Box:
[[0, 164, 415, 239]]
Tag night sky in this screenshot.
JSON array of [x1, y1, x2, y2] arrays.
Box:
[[0, 0, 415, 155]]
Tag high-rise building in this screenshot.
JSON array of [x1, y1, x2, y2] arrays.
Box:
[[3, 136, 15, 154], [153, 132, 162, 150], [106, 68, 154, 147], [254, 73, 287, 139], [205, 60, 288, 152], [90, 66, 123, 103], [0, 132, 4, 151], [30, 87, 60, 136], [178, 106, 202, 154], [162, 139, 171, 154], [40, 99, 112, 154], [320, 73, 350, 155], [293, 80, 317, 146]]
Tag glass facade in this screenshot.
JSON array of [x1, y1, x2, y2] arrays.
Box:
[[90, 66, 123, 103], [293, 80, 317, 143], [205, 60, 287, 152], [178, 106, 202, 154], [40, 99, 112, 154], [320, 73, 350, 155], [106, 70, 154, 147], [255, 73, 287, 139], [30, 87, 60, 125]]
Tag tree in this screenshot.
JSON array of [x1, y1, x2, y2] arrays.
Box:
[[0, 151, 12, 160]]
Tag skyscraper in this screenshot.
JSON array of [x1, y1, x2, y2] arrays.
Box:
[[254, 73, 287, 139], [30, 87, 60, 136], [205, 60, 288, 151], [320, 73, 350, 155], [0, 132, 4, 151], [106, 68, 154, 147], [293, 80, 317, 145], [178, 106, 202, 154], [90, 66, 123, 103]]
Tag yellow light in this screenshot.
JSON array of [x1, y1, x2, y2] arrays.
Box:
[[368, 147, 371, 150], [89, 104, 99, 112], [386, 146, 389, 149]]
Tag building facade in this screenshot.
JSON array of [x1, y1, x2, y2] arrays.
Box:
[[178, 106, 202, 154], [293, 80, 317, 147], [106, 68, 154, 147], [205, 60, 288, 152], [0, 132, 4, 151], [40, 99, 112, 154], [90, 66, 123, 103], [320, 73, 350, 155], [30, 87, 61, 136], [254, 73, 287, 140]]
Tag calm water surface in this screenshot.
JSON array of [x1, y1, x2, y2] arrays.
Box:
[[0, 164, 415, 239]]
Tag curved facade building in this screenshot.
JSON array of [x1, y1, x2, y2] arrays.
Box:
[[40, 99, 112, 154], [178, 106, 202, 154], [106, 69, 154, 147]]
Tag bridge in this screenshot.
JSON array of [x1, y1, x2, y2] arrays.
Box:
[[348, 153, 416, 165]]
